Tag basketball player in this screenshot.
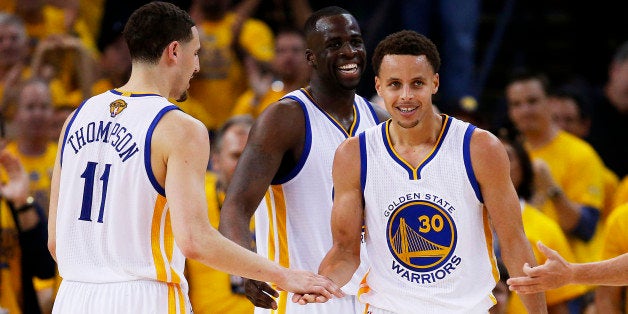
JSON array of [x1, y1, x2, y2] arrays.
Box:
[[298, 30, 547, 313], [219, 6, 389, 313], [48, 2, 342, 313]]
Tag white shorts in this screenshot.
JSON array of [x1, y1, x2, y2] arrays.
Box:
[[53, 280, 191, 314], [253, 293, 364, 314]]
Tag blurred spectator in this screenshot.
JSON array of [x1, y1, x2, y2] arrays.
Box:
[[2, 78, 56, 220], [187, 0, 275, 132], [498, 133, 587, 313], [0, 13, 30, 106], [613, 176, 628, 210], [594, 203, 628, 313], [505, 70, 606, 312], [30, 34, 96, 109], [2, 79, 60, 312], [186, 115, 255, 314], [10, 0, 97, 54], [400, 0, 480, 114], [0, 146, 56, 314], [588, 40, 628, 179], [91, 21, 131, 95], [549, 87, 619, 219], [232, 28, 309, 118]]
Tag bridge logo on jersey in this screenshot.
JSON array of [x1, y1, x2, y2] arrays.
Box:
[[109, 99, 127, 117], [387, 200, 457, 275]]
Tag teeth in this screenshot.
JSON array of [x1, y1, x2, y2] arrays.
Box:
[[339, 63, 357, 70], [399, 108, 415, 113]]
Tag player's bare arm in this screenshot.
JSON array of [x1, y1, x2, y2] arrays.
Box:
[[470, 128, 547, 313], [218, 98, 307, 309], [154, 110, 343, 299], [508, 242, 628, 293], [48, 109, 77, 261]]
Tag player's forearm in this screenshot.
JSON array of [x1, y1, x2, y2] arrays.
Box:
[[185, 226, 285, 283], [572, 254, 628, 286], [318, 246, 360, 288], [501, 237, 548, 313], [218, 208, 255, 249]]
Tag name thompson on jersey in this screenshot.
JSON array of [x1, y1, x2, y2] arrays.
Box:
[[66, 120, 140, 162], [384, 193, 462, 285]]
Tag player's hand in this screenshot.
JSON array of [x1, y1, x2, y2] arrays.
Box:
[[244, 279, 279, 309], [292, 292, 330, 305], [507, 241, 573, 294], [277, 269, 344, 304]]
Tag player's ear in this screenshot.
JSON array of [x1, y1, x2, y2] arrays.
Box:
[[432, 73, 439, 94], [166, 41, 179, 62], [374, 76, 382, 96], [305, 49, 316, 68]]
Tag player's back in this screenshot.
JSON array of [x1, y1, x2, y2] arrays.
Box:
[[55, 90, 185, 285]]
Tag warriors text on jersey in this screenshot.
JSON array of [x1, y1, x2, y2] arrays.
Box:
[[254, 88, 380, 313], [357, 115, 498, 314], [54, 90, 189, 313]]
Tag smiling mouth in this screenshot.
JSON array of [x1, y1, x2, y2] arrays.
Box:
[[398, 107, 417, 113], [338, 63, 358, 73]]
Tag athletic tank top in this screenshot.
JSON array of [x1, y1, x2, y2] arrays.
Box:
[[56, 90, 186, 288], [254, 88, 380, 312], [357, 116, 498, 313]]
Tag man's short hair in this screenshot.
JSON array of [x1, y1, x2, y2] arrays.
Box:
[[303, 6, 352, 39], [371, 30, 441, 76], [123, 1, 195, 64]]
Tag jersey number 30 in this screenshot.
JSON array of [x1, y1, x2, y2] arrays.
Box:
[[78, 161, 111, 223]]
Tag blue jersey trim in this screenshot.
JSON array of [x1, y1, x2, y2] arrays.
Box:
[[416, 116, 451, 180], [359, 132, 367, 194], [60, 99, 88, 167], [350, 99, 361, 136], [361, 96, 380, 124], [382, 115, 452, 180], [301, 89, 357, 138], [110, 89, 161, 97], [271, 95, 312, 185], [463, 124, 483, 203], [145, 105, 180, 196]]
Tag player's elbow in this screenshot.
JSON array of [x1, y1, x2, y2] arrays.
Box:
[[48, 239, 57, 262], [176, 233, 205, 260]]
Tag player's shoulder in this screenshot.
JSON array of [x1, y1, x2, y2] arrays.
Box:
[[156, 109, 208, 142]]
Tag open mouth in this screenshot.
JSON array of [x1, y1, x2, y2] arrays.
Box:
[[397, 107, 417, 114], [338, 63, 358, 74]]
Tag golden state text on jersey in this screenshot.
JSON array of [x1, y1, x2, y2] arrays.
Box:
[[385, 194, 461, 285]]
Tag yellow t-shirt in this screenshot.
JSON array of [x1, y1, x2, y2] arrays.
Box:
[[0, 201, 23, 313], [4, 142, 57, 217], [188, 13, 274, 130], [231, 88, 287, 118], [601, 166, 619, 219], [613, 175, 628, 210], [186, 173, 254, 314], [527, 130, 605, 263], [3, 143, 61, 300], [602, 203, 628, 261], [507, 202, 587, 313]]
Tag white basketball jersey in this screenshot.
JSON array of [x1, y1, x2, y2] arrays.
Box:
[[56, 90, 188, 309], [254, 89, 381, 314], [357, 116, 498, 314]]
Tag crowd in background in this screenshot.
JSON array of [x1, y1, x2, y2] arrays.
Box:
[[1, 0, 628, 313]]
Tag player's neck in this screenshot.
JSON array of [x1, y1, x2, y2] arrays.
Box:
[[306, 83, 355, 113], [389, 112, 443, 147], [120, 64, 170, 97]]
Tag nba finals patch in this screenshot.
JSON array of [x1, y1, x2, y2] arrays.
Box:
[[109, 99, 128, 117], [386, 193, 460, 284]]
